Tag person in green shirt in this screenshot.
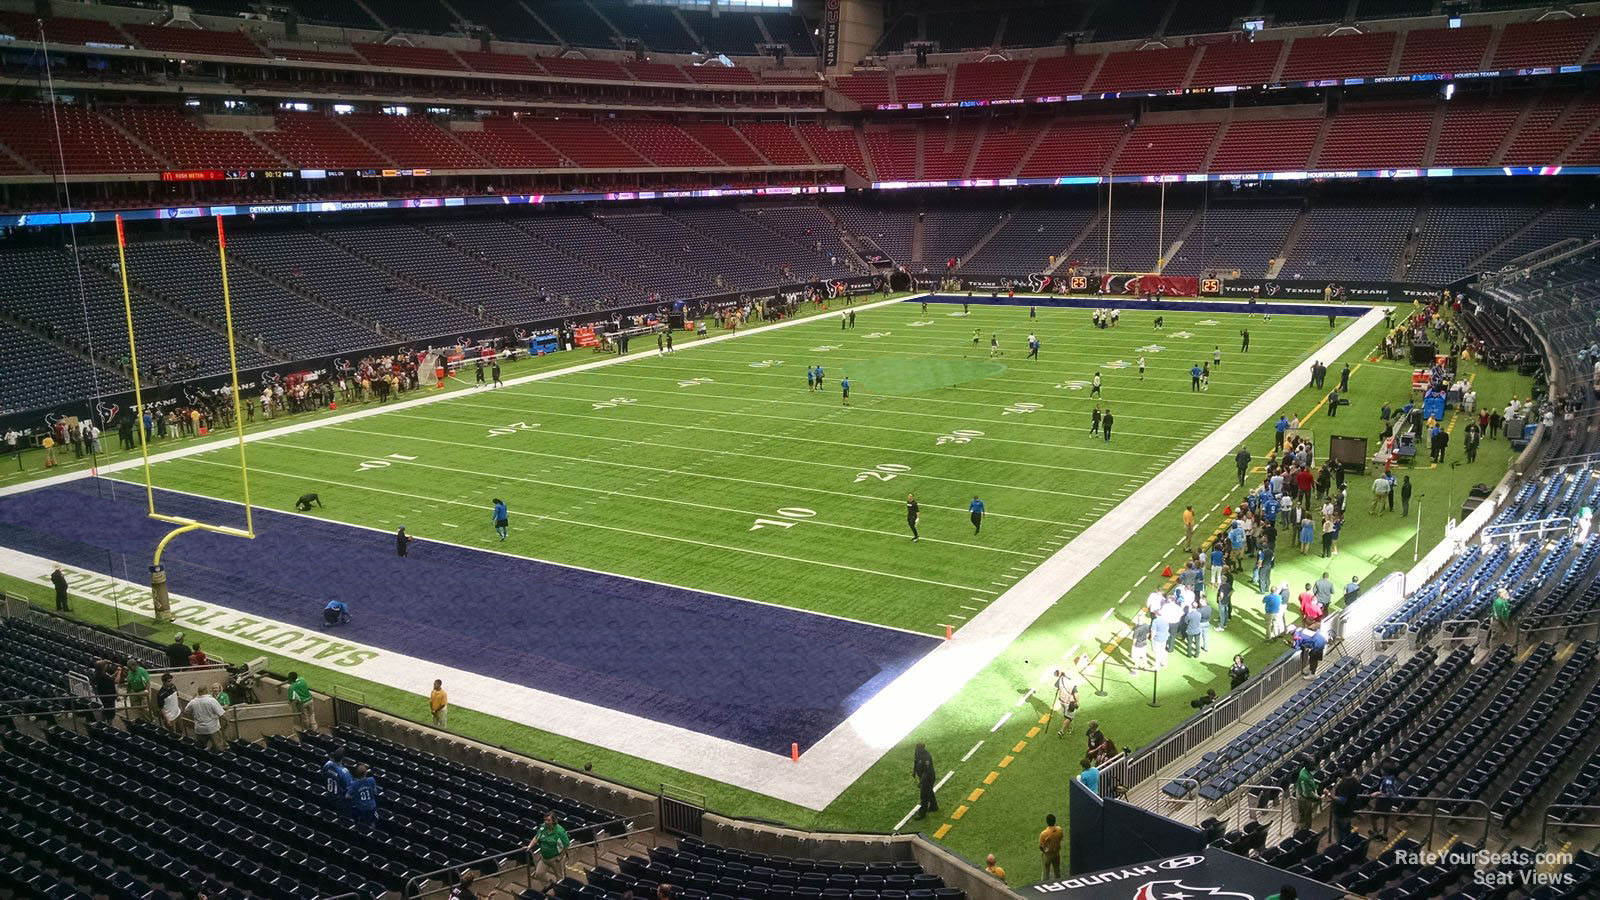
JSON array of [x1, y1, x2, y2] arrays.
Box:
[[286, 671, 316, 731], [121, 659, 151, 720], [1294, 763, 1322, 830], [1491, 588, 1512, 640], [213, 682, 231, 707], [527, 811, 572, 884]]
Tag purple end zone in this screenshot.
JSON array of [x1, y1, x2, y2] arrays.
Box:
[[0, 480, 939, 753]]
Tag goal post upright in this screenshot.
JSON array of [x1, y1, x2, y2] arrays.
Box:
[[116, 214, 257, 621]]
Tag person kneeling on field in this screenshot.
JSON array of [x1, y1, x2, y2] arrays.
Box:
[[323, 599, 351, 626], [295, 492, 323, 511]]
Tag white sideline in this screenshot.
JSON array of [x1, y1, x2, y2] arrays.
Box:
[[0, 297, 1386, 810], [0, 291, 917, 500]]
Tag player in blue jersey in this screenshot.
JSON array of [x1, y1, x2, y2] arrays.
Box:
[[492, 498, 509, 541], [969, 496, 985, 534]]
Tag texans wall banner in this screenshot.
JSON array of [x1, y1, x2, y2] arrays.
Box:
[[1026, 849, 1345, 900], [1098, 274, 1201, 297]]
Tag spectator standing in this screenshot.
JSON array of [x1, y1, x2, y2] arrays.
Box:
[[184, 684, 227, 749], [1052, 666, 1080, 736], [286, 671, 316, 730], [122, 659, 150, 720], [1294, 763, 1321, 830], [913, 742, 939, 818], [90, 660, 118, 723], [1229, 654, 1250, 689], [1400, 476, 1413, 516], [1263, 587, 1285, 638], [1217, 571, 1234, 631], [430, 679, 449, 729], [349, 763, 380, 825], [1130, 611, 1152, 671], [529, 812, 572, 884], [164, 632, 191, 668], [1492, 588, 1512, 639], [1183, 602, 1203, 657], [1038, 815, 1063, 881], [322, 747, 353, 813], [157, 673, 181, 731], [1078, 758, 1100, 794], [51, 565, 70, 612], [1331, 775, 1362, 838], [1182, 505, 1196, 552], [1371, 474, 1390, 514], [189, 644, 209, 667]]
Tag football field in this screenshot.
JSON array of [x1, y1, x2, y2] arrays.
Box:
[[118, 299, 1346, 632]]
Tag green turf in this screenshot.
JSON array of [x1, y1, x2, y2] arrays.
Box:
[[111, 302, 1348, 635], [4, 296, 1529, 877]]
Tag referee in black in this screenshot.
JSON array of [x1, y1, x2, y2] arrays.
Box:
[[906, 493, 920, 542]]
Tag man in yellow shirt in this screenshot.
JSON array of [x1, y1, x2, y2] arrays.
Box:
[[1038, 813, 1063, 881], [1182, 505, 1196, 552], [984, 854, 1005, 883], [42, 435, 55, 468], [429, 679, 448, 729]]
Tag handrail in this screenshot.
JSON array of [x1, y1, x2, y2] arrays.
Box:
[[1363, 795, 1491, 849], [1540, 803, 1600, 847], [395, 813, 653, 900]]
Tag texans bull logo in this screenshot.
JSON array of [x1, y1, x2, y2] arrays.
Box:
[[95, 401, 120, 424], [1027, 273, 1052, 292], [43, 412, 65, 429], [1132, 880, 1255, 900]]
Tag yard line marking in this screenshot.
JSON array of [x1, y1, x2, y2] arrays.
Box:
[[460, 396, 1146, 479], [1134, 575, 1146, 587], [1117, 590, 1131, 603], [969, 596, 990, 603], [1100, 607, 1116, 621], [893, 806, 921, 832], [1014, 689, 1034, 708], [961, 741, 985, 762], [961, 605, 979, 611], [439, 522, 458, 528], [266, 438, 1030, 557], [182, 457, 1000, 602], [990, 712, 1013, 733], [949, 615, 967, 621], [0, 291, 926, 503], [1147, 561, 1160, 572], [315, 422, 1079, 527], [1009, 565, 1030, 571], [383, 409, 1122, 507], [934, 770, 955, 791]]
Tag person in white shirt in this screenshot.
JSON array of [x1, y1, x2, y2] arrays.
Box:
[[184, 683, 227, 750], [3, 427, 18, 456], [157, 673, 181, 731]]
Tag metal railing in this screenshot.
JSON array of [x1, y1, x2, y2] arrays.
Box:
[[1121, 646, 1301, 788], [1540, 803, 1600, 847], [1514, 607, 1600, 650], [1481, 515, 1576, 545], [1356, 795, 1491, 850], [396, 813, 655, 900]]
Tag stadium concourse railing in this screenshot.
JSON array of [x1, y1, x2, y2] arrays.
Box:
[[1103, 283, 1564, 801]]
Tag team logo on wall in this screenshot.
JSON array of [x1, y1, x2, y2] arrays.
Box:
[[96, 401, 120, 423], [1133, 882, 1253, 900], [1069, 276, 1088, 291], [43, 412, 64, 429], [1263, 282, 1282, 297], [1200, 278, 1221, 294], [1027, 273, 1053, 291]]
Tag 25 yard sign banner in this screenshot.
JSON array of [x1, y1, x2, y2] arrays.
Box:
[[823, 0, 842, 67]]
